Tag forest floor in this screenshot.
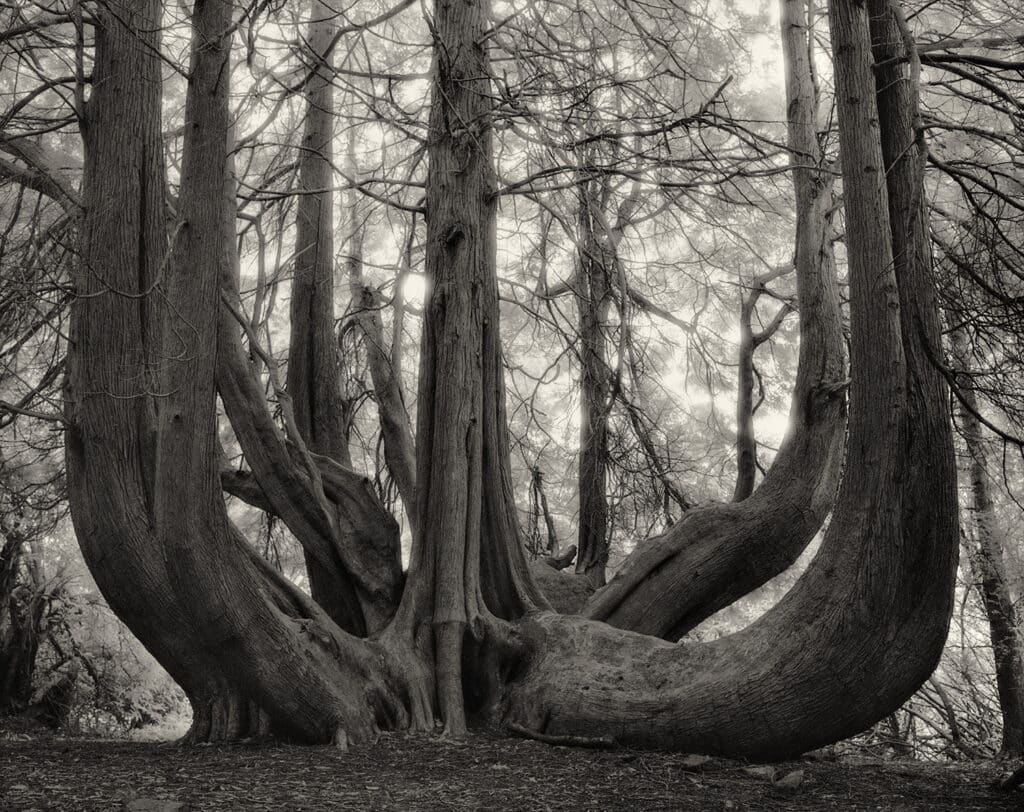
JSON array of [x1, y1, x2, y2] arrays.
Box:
[[1, 722, 1022, 810]]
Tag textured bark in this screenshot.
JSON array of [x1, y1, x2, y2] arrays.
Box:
[[65, 0, 219, 725], [574, 175, 613, 587], [386, 0, 546, 736], [582, 0, 845, 639], [505, 0, 958, 758], [953, 336, 1024, 754], [68, 0, 411, 745]]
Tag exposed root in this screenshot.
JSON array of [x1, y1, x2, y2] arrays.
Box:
[[506, 721, 616, 750]]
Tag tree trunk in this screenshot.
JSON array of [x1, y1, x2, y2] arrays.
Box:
[[347, 231, 417, 526], [582, 0, 845, 639], [0, 532, 40, 712], [384, 0, 547, 737], [284, 0, 383, 633], [732, 290, 759, 502], [69, 0, 411, 745], [64, 0, 961, 761], [952, 336, 1024, 755], [66, 0, 223, 732], [574, 174, 613, 587], [733, 276, 790, 503], [505, 0, 958, 760]]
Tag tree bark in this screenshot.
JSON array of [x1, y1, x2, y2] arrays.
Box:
[[732, 290, 759, 502], [385, 0, 547, 737], [582, 0, 845, 639], [68, 0, 412, 745], [348, 256, 417, 525], [284, 0, 380, 632], [505, 0, 958, 760], [574, 174, 613, 587]]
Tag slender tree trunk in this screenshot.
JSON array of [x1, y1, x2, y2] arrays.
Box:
[[583, 0, 845, 639], [284, 0, 383, 633], [0, 532, 39, 711], [575, 174, 612, 587], [733, 278, 790, 503], [345, 154, 417, 524], [505, 0, 958, 759], [733, 291, 758, 502], [952, 336, 1024, 754]]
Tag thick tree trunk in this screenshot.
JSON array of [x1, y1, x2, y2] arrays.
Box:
[[953, 337, 1024, 755], [385, 0, 547, 737], [68, 0, 412, 745], [505, 0, 957, 760], [574, 175, 613, 587], [66, 0, 225, 731], [582, 0, 845, 639]]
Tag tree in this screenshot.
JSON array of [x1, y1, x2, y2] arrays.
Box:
[[44, 0, 961, 758], [580, 0, 845, 639]]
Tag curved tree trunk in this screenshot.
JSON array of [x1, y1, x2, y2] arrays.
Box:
[[582, 0, 845, 639], [218, 1, 402, 635], [69, 0, 412, 745], [504, 0, 957, 760], [66, 0, 226, 732], [65, 0, 960, 761]]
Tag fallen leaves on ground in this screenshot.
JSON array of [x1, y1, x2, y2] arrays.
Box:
[[0, 729, 1018, 810]]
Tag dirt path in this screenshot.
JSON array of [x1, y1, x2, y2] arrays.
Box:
[[0, 732, 1019, 810]]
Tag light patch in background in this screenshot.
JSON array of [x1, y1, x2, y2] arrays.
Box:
[[402, 271, 428, 307], [753, 409, 790, 445]]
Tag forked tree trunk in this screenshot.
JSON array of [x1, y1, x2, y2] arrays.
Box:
[[582, 0, 845, 639], [219, 2, 402, 635], [69, 0, 410, 745], [66, 0, 222, 730], [67, 0, 959, 759], [383, 0, 548, 737], [504, 0, 958, 759]]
